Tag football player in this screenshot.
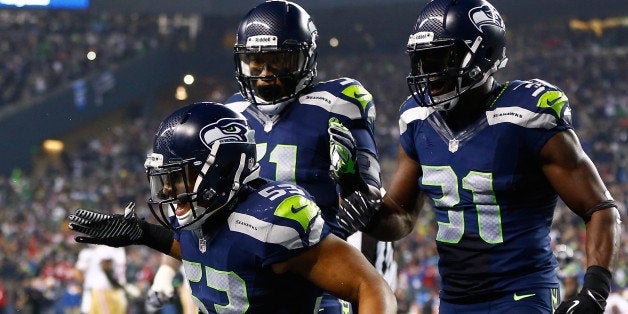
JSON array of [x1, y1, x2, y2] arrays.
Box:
[[68, 102, 397, 313], [227, 0, 396, 311], [328, 0, 621, 313], [147, 1, 397, 312]]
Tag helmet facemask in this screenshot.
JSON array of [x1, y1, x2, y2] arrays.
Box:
[[145, 156, 200, 230], [235, 42, 317, 115], [146, 140, 259, 231], [407, 36, 489, 110], [145, 103, 260, 231], [233, 1, 318, 115], [406, 0, 508, 111]]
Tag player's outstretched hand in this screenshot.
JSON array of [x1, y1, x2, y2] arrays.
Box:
[[68, 202, 145, 247], [555, 288, 606, 314]]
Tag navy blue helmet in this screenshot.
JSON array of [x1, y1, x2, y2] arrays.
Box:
[[234, 0, 318, 114], [407, 0, 507, 110], [145, 102, 259, 230]]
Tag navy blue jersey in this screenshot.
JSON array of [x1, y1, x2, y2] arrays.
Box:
[[174, 180, 331, 313], [399, 79, 572, 302], [225, 77, 378, 238]]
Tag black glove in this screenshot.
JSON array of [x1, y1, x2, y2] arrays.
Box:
[[555, 266, 611, 314], [555, 289, 606, 314], [337, 190, 382, 235], [68, 202, 145, 247], [329, 118, 381, 235]]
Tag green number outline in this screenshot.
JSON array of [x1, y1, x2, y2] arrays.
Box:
[[422, 166, 503, 245], [182, 260, 250, 314], [257, 143, 297, 182]]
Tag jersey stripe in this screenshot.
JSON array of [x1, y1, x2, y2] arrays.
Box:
[[228, 212, 318, 250], [399, 106, 435, 134], [224, 100, 250, 114], [486, 107, 558, 129], [299, 90, 364, 119], [308, 215, 325, 244]]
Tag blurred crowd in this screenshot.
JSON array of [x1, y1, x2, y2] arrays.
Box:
[[0, 8, 626, 314], [0, 9, 195, 108]]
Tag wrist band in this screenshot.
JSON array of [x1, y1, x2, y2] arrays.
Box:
[[582, 199, 617, 223], [583, 265, 612, 299], [139, 220, 175, 254]]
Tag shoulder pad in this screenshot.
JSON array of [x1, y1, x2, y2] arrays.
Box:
[[398, 96, 435, 135], [506, 80, 569, 115], [487, 80, 572, 129], [224, 93, 250, 113], [302, 78, 375, 121], [228, 181, 324, 250], [273, 194, 321, 233]]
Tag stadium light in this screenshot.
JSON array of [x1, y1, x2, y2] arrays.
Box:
[[175, 85, 188, 101], [329, 37, 340, 48], [183, 74, 195, 85], [42, 139, 64, 154]]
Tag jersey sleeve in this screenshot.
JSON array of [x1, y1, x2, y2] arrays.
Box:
[[493, 79, 574, 154], [328, 78, 381, 187], [223, 92, 250, 113], [227, 182, 331, 267], [328, 77, 376, 125], [398, 96, 424, 162]]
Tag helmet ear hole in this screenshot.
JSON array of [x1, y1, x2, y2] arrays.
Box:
[[200, 189, 215, 204], [485, 47, 495, 61], [468, 67, 481, 79]]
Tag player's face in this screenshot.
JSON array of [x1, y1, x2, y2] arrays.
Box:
[[239, 51, 301, 101], [154, 167, 194, 216], [410, 41, 463, 96], [159, 172, 184, 198], [246, 52, 299, 78]]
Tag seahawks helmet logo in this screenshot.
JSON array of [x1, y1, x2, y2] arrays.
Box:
[[469, 4, 504, 33], [200, 118, 249, 148]]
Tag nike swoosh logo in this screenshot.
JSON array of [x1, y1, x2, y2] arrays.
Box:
[[354, 92, 367, 98], [546, 97, 561, 107], [513, 293, 536, 301], [291, 204, 308, 214], [567, 300, 579, 312]]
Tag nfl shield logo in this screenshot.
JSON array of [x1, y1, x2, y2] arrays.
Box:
[[199, 238, 207, 253], [448, 139, 459, 153]]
